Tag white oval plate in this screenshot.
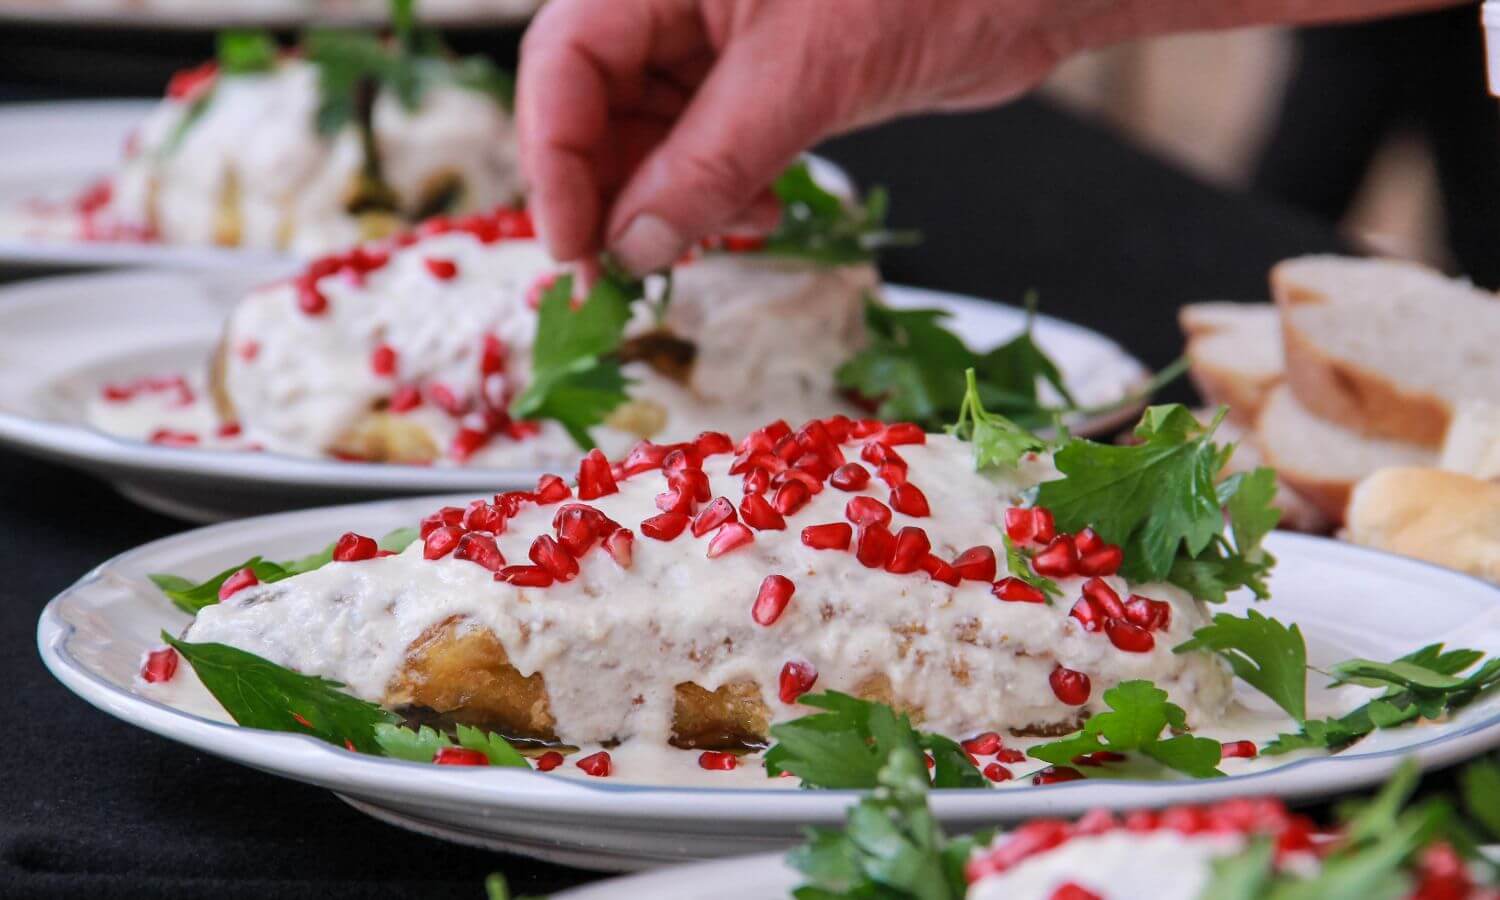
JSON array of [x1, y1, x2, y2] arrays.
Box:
[[36, 498, 1500, 871], [0, 1, 540, 29], [0, 266, 1148, 521]]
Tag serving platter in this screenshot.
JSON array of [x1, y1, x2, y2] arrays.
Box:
[[0, 267, 1149, 521], [0, 0, 541, 29], [38, 496, 1500, 871]]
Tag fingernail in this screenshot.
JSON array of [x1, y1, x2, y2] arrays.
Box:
[[609, 214, 683, 276]]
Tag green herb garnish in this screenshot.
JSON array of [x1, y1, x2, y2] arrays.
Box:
[[216, 29, 278, 75], [1027, 680, 1225, 779], [760, 161, 917, 264], [1175, 610, 1308, 722], [946, 369, 1046, 471]]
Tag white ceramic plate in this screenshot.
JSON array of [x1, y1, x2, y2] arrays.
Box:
[[0, 0, 540, 29], [37, 499, 1500, 871], [0, 266, 1149, 521]]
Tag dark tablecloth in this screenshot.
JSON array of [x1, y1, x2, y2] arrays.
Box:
[[0, 91, 1382, 900]]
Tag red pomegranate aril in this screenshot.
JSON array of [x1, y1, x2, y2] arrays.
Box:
[[886, 526, 931, 574], [778, 660, 818, 704], [692, 497, 737, 537], [772, 434, 800, 462], [389, 384, 422, 413], [1004, 507, 1036, 543], [449, 428, 488, 462], [463, 500, 506, 534], [529, 535, 580, 581], [454, 533, 505, 571], [428, 383, 467, 416], [1125, 595, 1173, 632], [577, 449, 618, 499], [1049, 883, 1102, 900], [695, 431, 734, 456], [424, 257, 459, 280], [604, 528, 634, 569], [1032, 507, 1057, 542], [801, 522, 852, 551], [1220, 740, 1258, 760], [479, 334, 506, 375], [219, 567, 259, 600], [1031, 766, 1085, 785], [663, 446, 703, 473], [742, 466, 771, 496], [1081, 578, 1126, 619], [1074, 527, 1104, 555], [851, 418, 883, 438], [855, 523, 896, 568], [983, 763, 1013, 783], [952, 546, 997, 582], [880, 422, 926, 446], [962, 732, 1002, 756], [656, 487, 694, 516], [992, 577, 1046, 603], [433, 746, 488, 766], [752, 574, 796, 626], [535, 750, 565, 771], [149, 429, 199, 447], [494, 491, 534, 518], [776, 468, 824, 497], [333, 532, 379, 562], [698, 751, 739, 771], [845, 495, 892, 528], [1076, 544, 1124, 577], [1068, 597, 1104, 632], [996, 748, 1025, 764], [141, 647, 178, 683], [707, 522, 754, 558], [1049, 665, 1092, 705], [424, 526, 464, 560], [821, 414, 853, 442], [370, 343, 398, 376], [1073, 751, 1127, 768], [295, 280, 327, 315], [534, 473, 572, 504], [1106, 619, 1156, 653], [669, 467, 712, 502], [888, 483, 930, 517], [829, 463, 871, 491], [773, 480, 810, 516], [792, 452, 833, 481], [860, 441, 903, 467], [496, 565, 554, 587], [641, 511, 691, 540], [622, 441, 668, 476], [922, 555, 962, 586], [1031, 536, 1078, 578], [739, 494, 786, 530], [575, 751, 612, 777]]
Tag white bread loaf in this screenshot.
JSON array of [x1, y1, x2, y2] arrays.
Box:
[[1180, 302, 1283, 425], [1347, 468, 1500, 585]]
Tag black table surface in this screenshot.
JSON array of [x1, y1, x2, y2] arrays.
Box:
[[3, 91, 1449, 900]]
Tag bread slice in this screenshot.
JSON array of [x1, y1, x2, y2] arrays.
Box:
[[1347, 468, 1500, 585], [1440, 401, 1500, 481], [1180, 302, 1283, 424], [1254, 384, 1435, 522], [1271, 255, 1500, 447], [1210, 413, 1329, 533]]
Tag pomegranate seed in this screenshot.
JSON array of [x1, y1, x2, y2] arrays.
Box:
[[494, 491, 534, 517], [772, 434, 800, 462], [551, 508, 596, 555], [534, 473, 572, 504], [996, 748, 1025, 763], [692, 497, 737, 537], [1124, 810, 1159, 832], [861, 442, 904, 467], [851, 418, 883, 438], [1076, 545, 1124, 577], [952, 546, 997, 581], [428, 383, 467, 416], [1049, 665, 1091, 705], [1032, 766, 1085, 785], [992, 577, 1046, 603], [656, 487, 694, 516], [695, 431, 734, 456], [707, 523, 754, 558], [295, 280, 327, 315], [1068, 597, 1104, 632], [535, 750, 565, 771], [434, 746, 488, 766], [752, 574, 796, 625], [855, 523, 896, 568], [773, 480, 810, 516], [778, 660, 818, 703], [149, 429, 199, 447], [424, 526, 464, 560], [821, 415, 853, 442], [801, 522, 852, 551], [1072, 809, 1117, 835], [449, 428, 488, 462], [529, 535, 580, 581], [1004, 507, 1036, 543], [792, 452, 833, 481], [621, 441, 669, 476], [1049, 883, 1102, 900], [1081, 578, 1126, 618], [141, 647, 178, 683], [742, 466, 771, 495], [921, 555, 962, 586], [880, 422, 926, 445], [333, 532, 379, 562], [698, 751, 738, 771], [217, 422, 242, 439], [829, 463, 871, 491], [739, 494, 786, 530], [219, 567, 259, 600], [1031, 536, 1078, 577], [663, 445, 703, 473], [888, 483, 930, 517], [455, 533, 505, 571], [1220, 740, 1258, 760], [1074, 527, 1104, 555], [479, 334, 506, 375], [641, 511, 691, 540], [463, 500, 506, 534], [1032, 508, 1057, 542], [577, 449, 618, 499], [983, 763, 1013, 783], [389, 384, 422, 412], [1125, 595, 1172, 632], [576, 751, 612, 777], [886, 526, 931, 574], [370, 344, 397, 376], [604, 528, 634, 568], [1106, 619, 1156, 653], [496, 565, 554, 587], [1073, 751, 1127, 767], [424, 257, 459, 280], [962, 732, 1002, 755], [845, 496, 892, 528], [669, 468, 712, 502]]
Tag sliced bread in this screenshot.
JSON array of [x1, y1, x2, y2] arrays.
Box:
[[1440, 401, 1500, 481], [1210, 412, 1330, 533], [1271, 255, 1500, 447], [1180, 302, 1283, 424], [1347, 468, 1500, 585], [1254, 383, 1436, 522]]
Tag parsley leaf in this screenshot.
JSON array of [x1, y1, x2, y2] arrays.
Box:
[[1460, 756, 1500, 841], [761, 162, 917, 264], [509, 270, 642, 449], [163, 633, 399, 753], [946, 368, 1046, 471], [373, 723, 529, 768], [216, 29, 277, 75], [1002, 535, 1061, 601], [1175, 610, 1307, 721], [972, 293, 1075, 410], [764, 692, 984, 789], [1028, 680, 1224, 779]]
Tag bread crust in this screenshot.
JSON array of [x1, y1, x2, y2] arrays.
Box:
[[1185, 336, 1278, 425]]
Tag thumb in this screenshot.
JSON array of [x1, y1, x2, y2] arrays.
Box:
[[603, 35, 842, 274]]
